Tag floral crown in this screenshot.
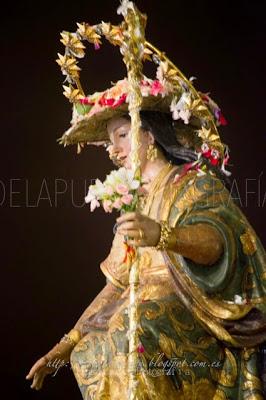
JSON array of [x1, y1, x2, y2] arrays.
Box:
[[56, 1, 229, 173]]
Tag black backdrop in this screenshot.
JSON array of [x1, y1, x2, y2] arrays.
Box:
[[1, 1, 266, 399]]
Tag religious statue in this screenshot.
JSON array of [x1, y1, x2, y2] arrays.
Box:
[[26, 2, 266, 399]]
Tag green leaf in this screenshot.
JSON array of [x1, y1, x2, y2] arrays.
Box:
[[74, 102, 92, 116]]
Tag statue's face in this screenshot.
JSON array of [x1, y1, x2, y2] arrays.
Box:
[[107, 116, 153, 170]]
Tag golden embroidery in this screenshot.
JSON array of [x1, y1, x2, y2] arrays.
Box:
[[158, 332, 182, 358], [143, 302, 166, 320], [240, 229, 257, 256], [213, 389, 228, 400], [181, 378, 216, 400], [218, 348, 237, 387]]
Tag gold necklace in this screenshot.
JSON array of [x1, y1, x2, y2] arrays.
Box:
[[139, 163, 172, 215]]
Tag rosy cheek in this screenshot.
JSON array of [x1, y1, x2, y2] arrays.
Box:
[[127, 143, 132, 153]]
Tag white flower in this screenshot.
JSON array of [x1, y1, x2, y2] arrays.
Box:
[[170, 92, 192, 124], [211, 149, 220, 159], [117, 0, 134, 16], [201, 143, 210, 153], [85, 168, 140, 213], [221, 164, 232, 177], [85, 179, 105, 211], [105, 168, 140, 192], [90, 179, 106, 198], [234, 295, 244, 305]]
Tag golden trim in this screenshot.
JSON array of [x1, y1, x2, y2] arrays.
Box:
[[240, 229, 257, 256], [100, 263, 126, 290]]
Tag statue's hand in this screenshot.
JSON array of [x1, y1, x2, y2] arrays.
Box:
[[26, 355, 55, 390], [116, 212, 161, 247], [26, 340, 73, 390]]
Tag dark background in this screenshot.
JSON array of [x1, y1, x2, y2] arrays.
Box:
[[1, 0, 266, 399]]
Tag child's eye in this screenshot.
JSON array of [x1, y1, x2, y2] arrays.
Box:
[[119, 132, 128, 138]]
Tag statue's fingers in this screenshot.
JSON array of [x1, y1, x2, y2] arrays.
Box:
[[120, 229, 139, 238], [26, 358, 45, 379], [31, 370, 46, 390], [117, 221, 136, 231]]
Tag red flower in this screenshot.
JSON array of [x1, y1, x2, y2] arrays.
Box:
[[210, 158, 219, 166], [202, 149, 212, 158], [137, 344, 145, 353], [99, 94, 115, 107], [218, 113, 228, 126], [79, 98, 95, 105], [99, 93, 127, 108], [112, 93, 127, 108], [173, 162, 195, 184]]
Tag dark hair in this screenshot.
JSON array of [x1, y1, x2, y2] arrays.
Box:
[[123, 110, 234, 195], [142, 111, 199, 164], [123, 110, 198, 165]]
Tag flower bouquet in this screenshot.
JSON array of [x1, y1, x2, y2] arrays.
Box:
[[85, 167, 141, 213]]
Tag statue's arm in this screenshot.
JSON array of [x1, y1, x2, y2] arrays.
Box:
[[73, 281, 123, 336], [168, 223, 224, 266]]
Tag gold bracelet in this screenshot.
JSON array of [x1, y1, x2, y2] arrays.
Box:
[[60, 329, 81, 347], [155, 221, 174, 251]]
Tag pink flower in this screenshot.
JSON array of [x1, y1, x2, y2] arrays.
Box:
[[223, 155, 229, 166], [116, 184, 129, 195], [106, 186, 114, 196], [150, 80, 164, 96], [141, 79, 152, 97], [112, 198, 123, 209], [94, 42, 101, 50], [103, 199, 112, 213], [121, 193, 133, 205]]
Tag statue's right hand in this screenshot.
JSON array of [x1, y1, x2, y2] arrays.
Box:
[[26, 355, 55, 390]]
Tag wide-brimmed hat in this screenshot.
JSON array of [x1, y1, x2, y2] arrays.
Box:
[[58, 75, 227, 151], [56, 3, 229, 171]]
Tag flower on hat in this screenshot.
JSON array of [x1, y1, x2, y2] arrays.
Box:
[[150, 80, 165, 96], [57, 11, 230, 176], [200, 93, 228, 127], [170, 92, 192, 124], [117, 0, 134, 16]]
